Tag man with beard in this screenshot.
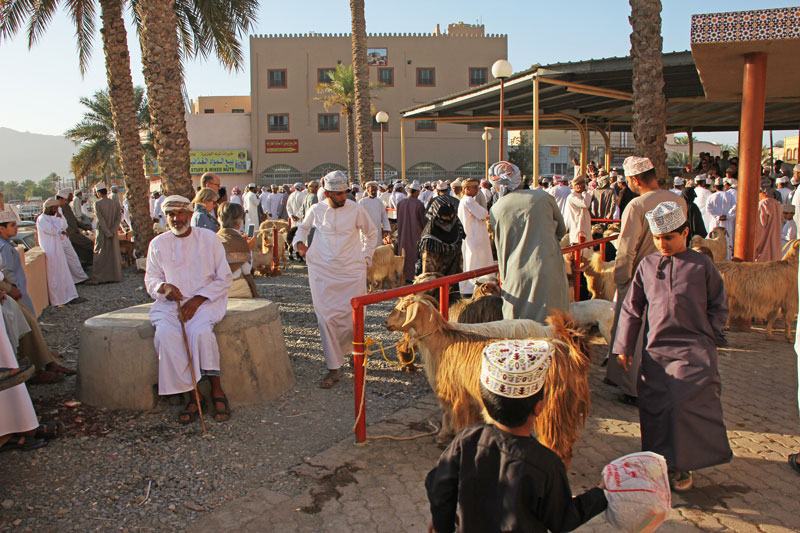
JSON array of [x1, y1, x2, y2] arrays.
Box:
[[144, 196, 233, 424], [358, 181, 391, 248], [293, 171, 377, 389]]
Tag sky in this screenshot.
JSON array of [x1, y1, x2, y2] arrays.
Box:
[[1, 0, 797, 145]]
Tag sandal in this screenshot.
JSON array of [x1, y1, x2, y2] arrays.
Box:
[[0, 436, 49, 453], [178, 396, 206, 425], [669, 471, 694, 492], [35, 420, 65, 440], [212, 396, 231, 422], [789, 453, 800, 475], [319, 371, 340, 389], [0, 365, 35, 392], [29, 369, 64, 385], [618, 393, 638, 406], [47, 363, 76, 376]]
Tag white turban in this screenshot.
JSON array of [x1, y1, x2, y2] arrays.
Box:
[[488, 160, 522, 196]]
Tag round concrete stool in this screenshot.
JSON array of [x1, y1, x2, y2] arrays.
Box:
[[78, 299, 294, 410]]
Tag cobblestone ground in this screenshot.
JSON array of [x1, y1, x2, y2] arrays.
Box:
[[194, 324, 800, 532]]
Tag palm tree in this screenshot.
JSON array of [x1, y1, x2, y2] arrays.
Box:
[[134, 0, 258, 198], [349, 0, 374, 185], [629, 0, 668, 184], [1, 0, 257, 254], [672, 135, 698, 145], [65, 87, 154, 186]]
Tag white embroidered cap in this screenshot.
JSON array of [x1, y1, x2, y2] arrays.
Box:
[[776, 176, 789, 184], [365, 181, 379, 188], [695, 174, 707, 184], [94, 182, 107, 191], [673, 177, 685, 187], [162, 195, 192, 212], [43, 197, 60, 209], [481, 339, 554, 398], [323, 170, 348, 192], [0, 210, 17, 223], [645, 201, 686, 235], [794, 164, 800, 173], [408, 180, 422, 191], [56, 188, 73, 199], [436, 180, 449, 191], [622, 156, 654, 177], [792, 177, 800, 186], [783, 203, 795, 213]]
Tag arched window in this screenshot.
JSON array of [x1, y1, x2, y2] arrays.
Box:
[[372, 162, 398, 182], [406, 161, 446, 181], [308, 163, 347, 179], [258, 164, 302, 187], [455, 161, 485, 180]]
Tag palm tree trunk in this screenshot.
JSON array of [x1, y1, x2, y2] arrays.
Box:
[[350, 0, 374, 186], [99, 0, 154, 256], [345, 107, 356, 181], [137, 0, 193, 198], [629, 0, 668, 184]]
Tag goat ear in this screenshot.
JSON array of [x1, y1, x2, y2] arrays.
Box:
[[401, 303, 420, 329]]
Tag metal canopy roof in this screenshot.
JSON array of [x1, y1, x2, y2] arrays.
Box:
[[401, 51, 800, 133]]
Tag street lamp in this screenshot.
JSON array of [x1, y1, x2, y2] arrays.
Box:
[[491, 59, 513, 161], [376, 111, 389, 181], [481, 129, 492, 178]]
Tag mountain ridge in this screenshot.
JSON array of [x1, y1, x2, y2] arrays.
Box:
[[0, 127, 76, 181]]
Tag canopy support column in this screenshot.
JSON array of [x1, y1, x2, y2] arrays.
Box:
[[532, 76, 540, 182], [688, 129, 694, 167], [400, 118, 407, 181], [734, 52, 767, 262]]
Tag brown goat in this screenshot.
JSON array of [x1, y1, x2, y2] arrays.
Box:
[[716, 239, 799, 341], [691, 227, 728, 263], [385, 294, 591, 467]]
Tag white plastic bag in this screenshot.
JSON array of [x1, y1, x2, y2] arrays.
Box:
[[602, 452, 671, 533]]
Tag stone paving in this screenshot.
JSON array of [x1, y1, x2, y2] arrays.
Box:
[[193, 325, 800, 532]]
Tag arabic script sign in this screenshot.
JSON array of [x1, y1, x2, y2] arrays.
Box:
[[265, 139, 299, 154], [190, 150, 249, 174]]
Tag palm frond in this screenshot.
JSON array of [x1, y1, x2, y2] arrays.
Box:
[[64, 0, 96, 76], [0, 0, 36, 41]]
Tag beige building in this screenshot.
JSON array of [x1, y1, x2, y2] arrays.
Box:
[[191, 95, 251, 114], [249, 22, 507, 185]]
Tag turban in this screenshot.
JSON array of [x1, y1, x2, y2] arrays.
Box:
[[162, 195, 192, 212], [488, 160, 521, 195]]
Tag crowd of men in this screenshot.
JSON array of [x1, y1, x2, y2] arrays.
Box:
[[3, 153, 800, 512]]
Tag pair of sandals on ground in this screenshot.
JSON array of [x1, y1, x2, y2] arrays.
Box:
[[179, 394, 231, 424]]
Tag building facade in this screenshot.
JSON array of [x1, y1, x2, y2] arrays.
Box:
[[249, 22, 507, 186]]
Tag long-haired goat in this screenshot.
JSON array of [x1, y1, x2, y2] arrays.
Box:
[[691, 227, 728, 263], [716, 239, 799, 341], [385, 294, 591, 466]]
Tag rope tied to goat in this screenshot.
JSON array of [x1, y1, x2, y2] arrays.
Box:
[[351, 333, 439, 442]]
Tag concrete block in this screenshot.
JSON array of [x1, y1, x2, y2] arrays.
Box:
[[77, 299, 294, 410]]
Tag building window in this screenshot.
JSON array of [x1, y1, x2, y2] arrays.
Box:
[[318, 68, 334, 84], [268, 69, 287, 88], [203, 109, 214, 114], [416, 67, 435, 87], [372, 115, 389, 132], [415, 120, 436, 132], [377, 67, 394, 87], [268, 114, 289, 132], [469, 67, 488, 87], [318, 113, 340, 132], [232, 108, 245, 113], [551, 163, 568, 175], [467, 123, 484, 131]]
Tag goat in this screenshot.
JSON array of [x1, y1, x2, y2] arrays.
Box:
[[391, 249, 406, 287], [258, 228, 286, 271], [716, 239, 799, 341], [386, 294, 591, 467], [119, 240, 135, 267], [450, 295, 504, 323], [581, 252, 616, 301], [691, 227, 728, 263], [366, 244, 396, 292]]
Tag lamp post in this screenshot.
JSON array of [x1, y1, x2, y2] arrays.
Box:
[[482, 129, 492, 178], [491, 59, 512, 161], [376, 111, 389, 181]]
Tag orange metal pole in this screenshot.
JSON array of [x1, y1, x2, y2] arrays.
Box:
[[734, 52, 768, 262], [352, 304, 366, 443], [498, 79, 505, 161]]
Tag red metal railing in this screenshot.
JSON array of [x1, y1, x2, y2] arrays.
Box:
[[590, 218, 621, 224], [349, 234, 618, 443]]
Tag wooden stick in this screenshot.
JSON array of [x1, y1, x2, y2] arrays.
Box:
[[176, 300, 206, 435]]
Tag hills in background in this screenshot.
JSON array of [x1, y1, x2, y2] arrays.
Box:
[[0, 127, 76, 182]]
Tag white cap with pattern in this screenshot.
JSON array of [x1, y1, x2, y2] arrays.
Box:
[[481, 339, 554, 398], [0, 210, 17, 223], [622, 156, 654, 177], [645, 201, 686, 235], [323, 170, 348, 192], [162, 195, 192, 212]]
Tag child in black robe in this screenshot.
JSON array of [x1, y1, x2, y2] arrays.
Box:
[[425, 339, 607, 533]]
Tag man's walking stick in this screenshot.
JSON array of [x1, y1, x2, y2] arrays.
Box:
[[177, 300, 207, 435]]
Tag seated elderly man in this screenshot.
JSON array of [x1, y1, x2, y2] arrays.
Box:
[[144, 196, 233, 424]]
